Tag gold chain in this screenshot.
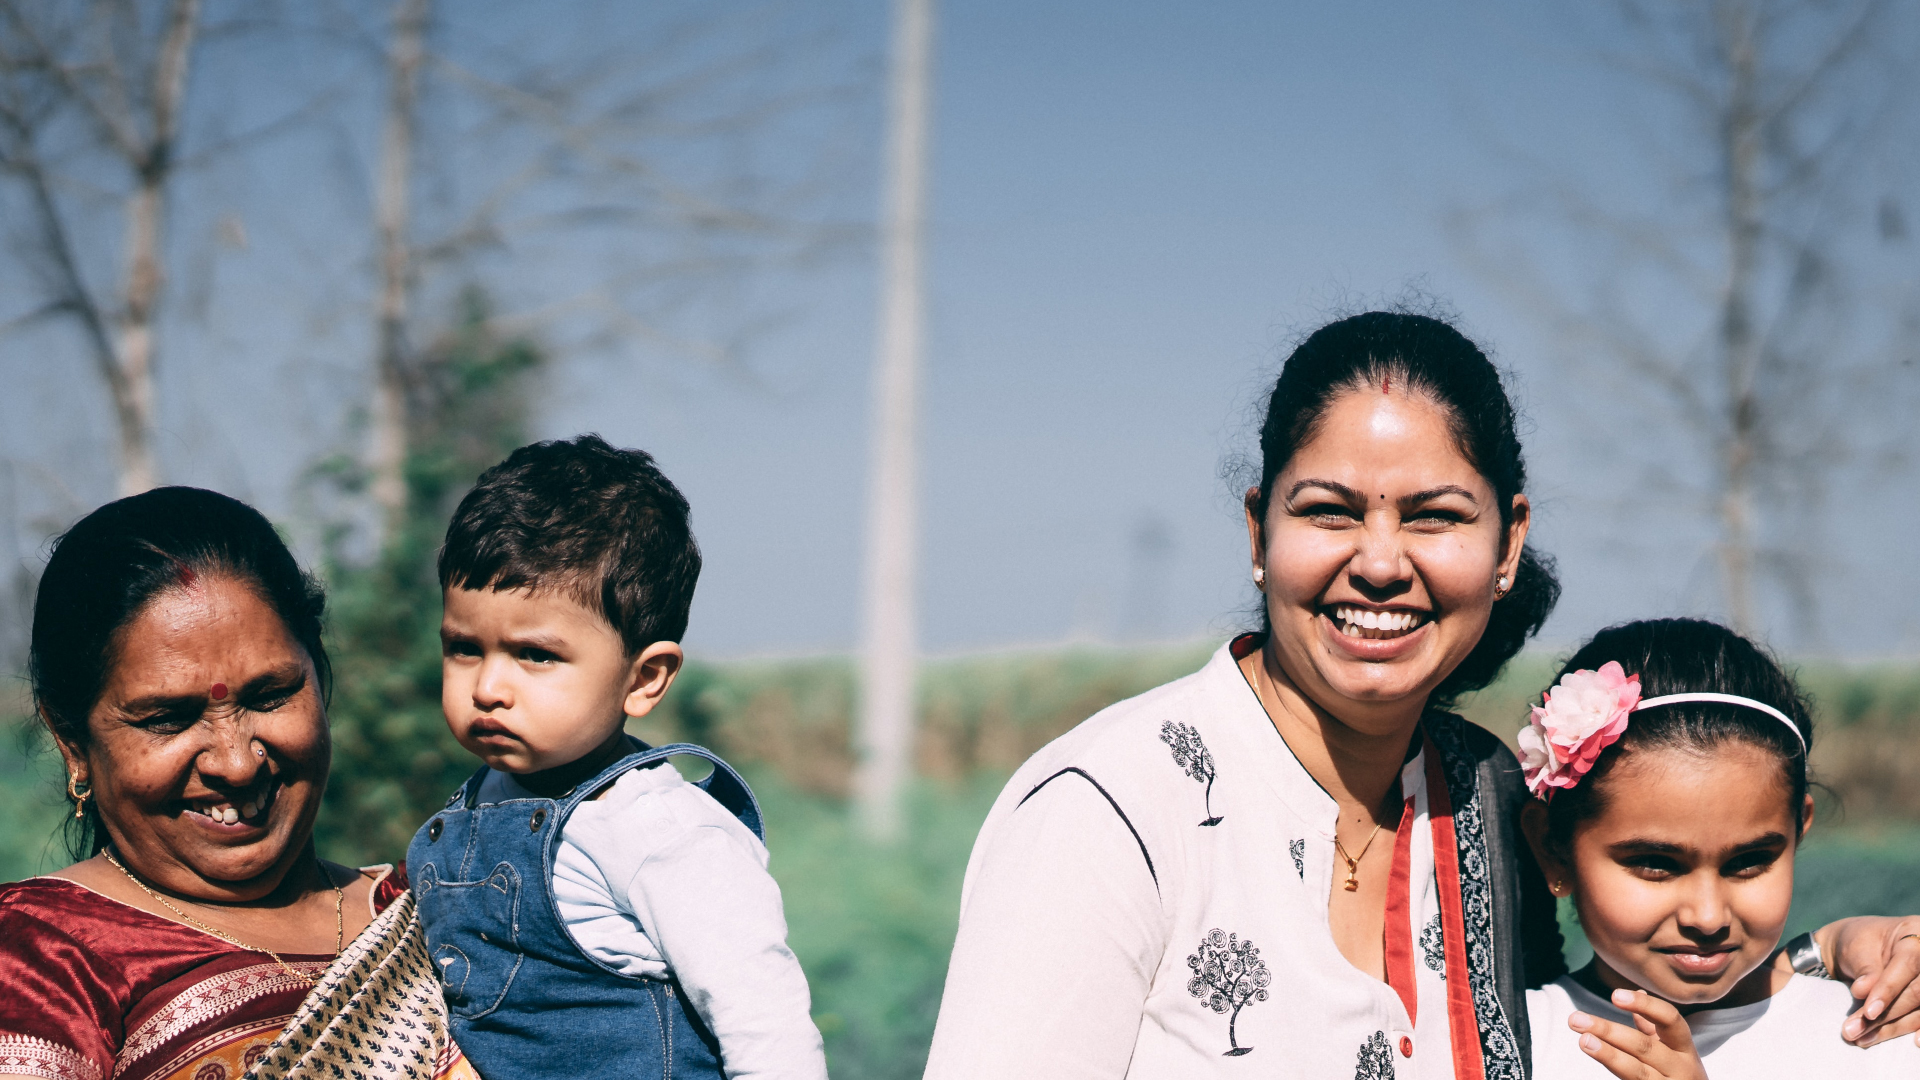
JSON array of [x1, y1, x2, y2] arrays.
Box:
[[1333, 821, 1386, 892], [1244, 647, 1396, 894], [102, 848, 343, 983]]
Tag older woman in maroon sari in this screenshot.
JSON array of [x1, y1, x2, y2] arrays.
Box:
[[0, 489, 468, 1080]]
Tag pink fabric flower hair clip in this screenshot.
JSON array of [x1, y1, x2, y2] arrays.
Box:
[[1516, 661, 1642, 799]]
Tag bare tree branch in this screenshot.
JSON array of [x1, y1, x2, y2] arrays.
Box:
[[1457, 0, 1910, 640]]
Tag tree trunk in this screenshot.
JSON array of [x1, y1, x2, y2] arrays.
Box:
[[1201, 774, 1221, 826], [855, 0, 934, 841], [1715, 0, 1763, 635], [1224, 1002, 1250, 1055], [108, 0, 201, 496], [370, 0, 430, 533]]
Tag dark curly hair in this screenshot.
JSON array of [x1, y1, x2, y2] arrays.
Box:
[[439, 434, 701, 654], [1250, 311, 1559, 707]]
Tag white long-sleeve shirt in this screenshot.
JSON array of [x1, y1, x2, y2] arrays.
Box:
[[924, 640, 1521, 1080], [476, 762, 826, 1080], [1527, 973, 1916, 1077]]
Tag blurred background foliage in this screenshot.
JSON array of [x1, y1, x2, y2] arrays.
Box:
[[307, 287, 548, 860]]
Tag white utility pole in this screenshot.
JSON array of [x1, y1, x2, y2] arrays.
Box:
[[856, 0, 935, 840]]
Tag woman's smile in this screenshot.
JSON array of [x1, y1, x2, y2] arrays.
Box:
[[1325, 604, 1431, 640], [180, 775, 282, 830]]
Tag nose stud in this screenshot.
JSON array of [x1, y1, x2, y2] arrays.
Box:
[[252, 741, 266, 758]]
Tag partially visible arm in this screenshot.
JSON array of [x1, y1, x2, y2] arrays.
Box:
[[624, 825, 826, 1080], [1776, 917, 1920, 1047], [0, 901, 121, 1080], [923, 775, 1166, 1080]]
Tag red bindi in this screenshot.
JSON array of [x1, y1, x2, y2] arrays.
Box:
[[1382, 374, 1391, 394], [211, 683, 228, 700], [177, 565, 197, 588]]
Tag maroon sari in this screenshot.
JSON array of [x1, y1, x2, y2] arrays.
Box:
[[0, 869, 405, 1080]]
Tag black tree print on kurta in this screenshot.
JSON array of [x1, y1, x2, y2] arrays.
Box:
[[1288, 838, 1305, 879], [1186, 929, 1270, 1056], [1354, 1031, 1395, 1079], [1421, 912, 1445, 979], [1159, 721, 1223, 825]]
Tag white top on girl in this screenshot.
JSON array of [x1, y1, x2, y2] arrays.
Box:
[[924, 640, 1528, 1080], [1527, 973, 1914, 1077]]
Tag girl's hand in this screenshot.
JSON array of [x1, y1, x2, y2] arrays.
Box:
[[1820, 916, 1920, 1047], [1569, 987, 1707, 1080]]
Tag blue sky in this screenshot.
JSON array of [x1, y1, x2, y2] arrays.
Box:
[[3, 0, 1915, 659]]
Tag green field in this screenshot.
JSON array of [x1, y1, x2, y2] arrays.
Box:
[[4, 645, 1918, 1079]]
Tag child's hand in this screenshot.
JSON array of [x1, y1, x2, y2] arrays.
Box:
[[1568, 987, 1708, 1080]]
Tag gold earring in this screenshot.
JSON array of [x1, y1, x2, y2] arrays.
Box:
[[68, 773, 92, 819], [1494, 575, 1511, 599], [1253, 566, 1266, 589]]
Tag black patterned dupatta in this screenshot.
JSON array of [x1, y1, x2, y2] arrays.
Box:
[[1412, 715, 1534, 1080]]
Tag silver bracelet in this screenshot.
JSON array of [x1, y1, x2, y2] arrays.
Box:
[[1785, 932, 1830, 979]]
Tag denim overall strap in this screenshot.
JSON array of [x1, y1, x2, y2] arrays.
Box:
[[409, 739, 760, 1080], [583, 741, 764, 841]]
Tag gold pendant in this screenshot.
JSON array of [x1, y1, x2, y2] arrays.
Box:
[[1342, 859, 1359, 891], [1343, 874, 1359, 892]]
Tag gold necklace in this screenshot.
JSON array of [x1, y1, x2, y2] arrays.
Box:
[[103, 848, 343, 983], [1245, 649, 1396, 894], [1333, 821, 1386, 892]]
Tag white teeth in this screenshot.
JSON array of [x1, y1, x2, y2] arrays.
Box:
[[222, 807, 239, 825], [240, 800, 257, 819], [1331, 606, 1426, 638]]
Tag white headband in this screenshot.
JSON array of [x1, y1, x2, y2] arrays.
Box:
[[1633, 692, 1806, 751]]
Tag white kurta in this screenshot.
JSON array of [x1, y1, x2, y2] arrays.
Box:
[[926, 641, 1509, 1080]]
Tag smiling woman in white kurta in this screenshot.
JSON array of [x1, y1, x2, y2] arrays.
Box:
[[927, 313, 1556, 1080], [927, 636, 1535, 1080]]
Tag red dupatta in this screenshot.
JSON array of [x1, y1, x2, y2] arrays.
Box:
[[1381, 730, 1491, 1080]]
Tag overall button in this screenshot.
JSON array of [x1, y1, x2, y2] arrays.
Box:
[[1399, 1036, 1413, 1058], [427, 818, 443, 842], [530, 808, 547, 830]]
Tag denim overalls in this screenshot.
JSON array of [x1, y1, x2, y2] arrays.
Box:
[[407, 739, 764, 1080]]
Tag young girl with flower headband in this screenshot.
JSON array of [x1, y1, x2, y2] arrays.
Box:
[[1517, 618, 1917, 1079]]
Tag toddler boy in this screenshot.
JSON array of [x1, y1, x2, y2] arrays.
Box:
[[407, 435, 825, 1080]]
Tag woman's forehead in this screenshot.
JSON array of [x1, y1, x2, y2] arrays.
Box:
[[106, 577, 305, 683], [1284, 390, 1485, 491]]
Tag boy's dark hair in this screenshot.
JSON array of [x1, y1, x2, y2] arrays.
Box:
[[439, 434, 701, 653], [1541, 617, 1813, 857]]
